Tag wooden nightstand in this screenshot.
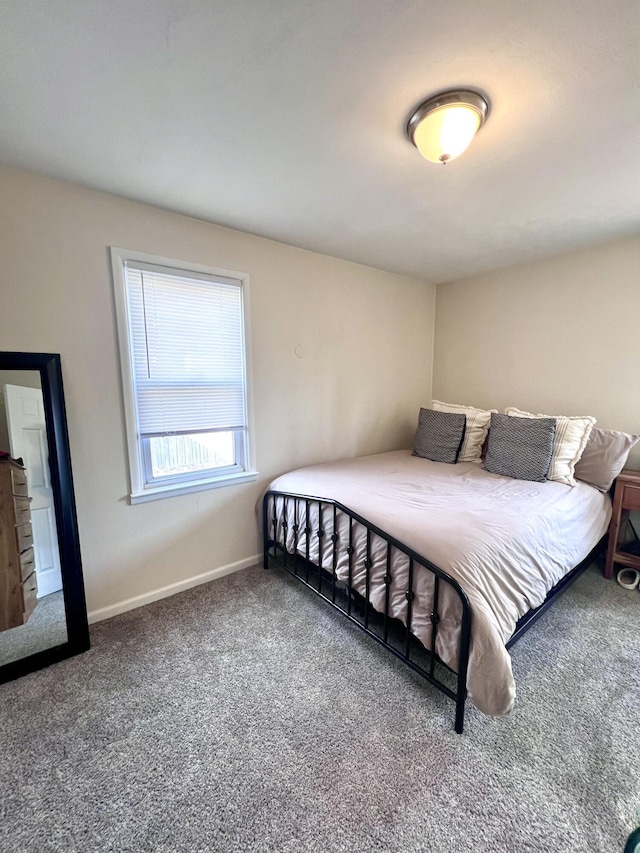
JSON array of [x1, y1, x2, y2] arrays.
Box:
[[605, 469, 640, 579]]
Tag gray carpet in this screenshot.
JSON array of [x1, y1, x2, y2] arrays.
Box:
[[0, 562, 638, 853], [0, 590, 67, 667]]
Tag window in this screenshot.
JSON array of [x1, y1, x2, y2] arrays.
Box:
[[111, 249, 256, 503]]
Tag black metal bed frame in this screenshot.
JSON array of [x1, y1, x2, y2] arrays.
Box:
[[263, 489, 604, 734]]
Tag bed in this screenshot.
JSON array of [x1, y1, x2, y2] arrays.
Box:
[[262, 449, 612, 733]]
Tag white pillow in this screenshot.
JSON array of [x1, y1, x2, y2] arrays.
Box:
[[504, 407, 596, 486], [432, 399, 497, 463]]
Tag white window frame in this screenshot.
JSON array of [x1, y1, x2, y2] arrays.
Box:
[[111, 248, 257, 504]]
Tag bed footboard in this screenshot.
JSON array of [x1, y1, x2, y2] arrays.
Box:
[[263, 490, 473, 734]]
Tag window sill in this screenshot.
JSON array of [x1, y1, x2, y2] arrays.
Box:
[[129, 470, 259, 504]]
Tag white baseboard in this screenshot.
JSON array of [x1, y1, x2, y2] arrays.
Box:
[[87, 553, 261, 624]]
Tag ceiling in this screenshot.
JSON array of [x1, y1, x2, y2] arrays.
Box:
[[1, 1, 639, 283]]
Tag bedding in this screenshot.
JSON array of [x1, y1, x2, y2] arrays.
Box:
[[268, 449, 611, 716], [432, 399, 496, 463], [483, 412, 556, 482], [574, 427, 639, 492], [412, 408, 466, 463], [505, 407, 596, 486]]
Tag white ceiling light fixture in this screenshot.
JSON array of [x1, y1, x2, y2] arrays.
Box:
[[407, 89, 489, 165]]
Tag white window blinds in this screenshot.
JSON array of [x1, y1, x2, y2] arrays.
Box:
[[124, 262, 246, 438]]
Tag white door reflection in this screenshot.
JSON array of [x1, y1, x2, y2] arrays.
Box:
[[0, 371, 67, 666], [5, 384, 63, 596]]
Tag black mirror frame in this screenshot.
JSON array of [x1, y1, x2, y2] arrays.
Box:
[[0, 352, 89, 684]]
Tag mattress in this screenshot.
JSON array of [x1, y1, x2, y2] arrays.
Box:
[[267, 450, 612, 716]]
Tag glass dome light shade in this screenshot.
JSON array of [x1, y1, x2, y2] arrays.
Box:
[[413, 104, 482, 164], [407, 91, 488, 165]]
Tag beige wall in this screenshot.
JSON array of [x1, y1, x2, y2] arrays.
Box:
[[433, 234, 640, 467], [0, 166, 435, 618]]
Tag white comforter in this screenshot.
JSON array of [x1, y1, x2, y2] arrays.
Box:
[[268, 450, 611, 715]]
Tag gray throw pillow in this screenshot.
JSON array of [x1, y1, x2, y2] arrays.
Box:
[[483, 412, 556, 482], [574, 427, 640, 491], [412, 408, 466, 464]]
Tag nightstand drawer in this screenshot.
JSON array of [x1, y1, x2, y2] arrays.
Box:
[[22, 572, 38, 621], [13, 496, 31, 526], [622, 484, 640, 512], [16, 522, 33, 553], [10, 467, 28, 497], [20, 547, 36, 581]]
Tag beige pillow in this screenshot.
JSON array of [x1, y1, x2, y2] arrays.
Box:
[[574, 428, 639, 491], [505, 407, 596, 486], [432, 399, 497, 463]]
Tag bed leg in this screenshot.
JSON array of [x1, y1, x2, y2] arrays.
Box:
[[262, 493, 271, 570], [455, 606, 471, 734], [454, 696, 466, 734]]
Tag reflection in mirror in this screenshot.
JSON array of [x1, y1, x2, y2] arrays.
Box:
[[0, 370, 67, 665]]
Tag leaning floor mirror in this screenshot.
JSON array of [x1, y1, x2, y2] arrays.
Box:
[[0, 352, 89, 683]]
